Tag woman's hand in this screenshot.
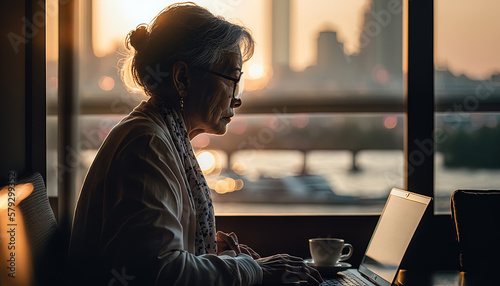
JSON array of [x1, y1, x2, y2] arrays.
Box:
[[256, 254, 323, 285], [216, 231, 261, 259]]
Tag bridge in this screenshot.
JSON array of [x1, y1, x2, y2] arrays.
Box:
[[195, 115, 404, 172]]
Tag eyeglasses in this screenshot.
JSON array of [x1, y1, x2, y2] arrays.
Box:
[[198, 67, 244, 100]]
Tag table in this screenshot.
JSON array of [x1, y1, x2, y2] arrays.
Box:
[[272, 270, 494, 285], [395, 270, 495, 286]]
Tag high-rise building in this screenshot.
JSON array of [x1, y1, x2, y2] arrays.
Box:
[[316, 31, 354, 87], [357, 0, 402, 86], [271, 0, 290, 80], [317, 31, 346, 72]]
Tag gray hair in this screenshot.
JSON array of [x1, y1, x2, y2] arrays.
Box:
[[121, 2, 255, 95]]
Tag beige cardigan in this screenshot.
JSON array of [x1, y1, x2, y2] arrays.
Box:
[[68, 100, 262, 285]]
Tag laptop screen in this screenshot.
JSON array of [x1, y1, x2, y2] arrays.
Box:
[[358, 189, 431, 285]]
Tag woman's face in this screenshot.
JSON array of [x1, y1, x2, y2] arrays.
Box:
[[186, 51, 243, 137]]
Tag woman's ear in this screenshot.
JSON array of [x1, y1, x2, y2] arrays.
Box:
[[172, 61, 190, 97]]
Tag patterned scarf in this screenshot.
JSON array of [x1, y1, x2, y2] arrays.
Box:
[[152, 99, 217, 256]]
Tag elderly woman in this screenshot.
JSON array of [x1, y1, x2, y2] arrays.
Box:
[[68, 3, 321, 286]]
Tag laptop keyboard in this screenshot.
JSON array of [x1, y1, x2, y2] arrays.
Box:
[[321, 271, 370, 286]]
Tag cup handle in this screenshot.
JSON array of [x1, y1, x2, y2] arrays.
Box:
[[339, 243, 353, 261]]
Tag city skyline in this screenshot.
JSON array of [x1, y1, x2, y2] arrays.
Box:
[[45, 0, 500, 98], [69, 0, 500, 80]]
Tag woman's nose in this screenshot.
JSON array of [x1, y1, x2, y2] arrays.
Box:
[[231, 98, 242, 108]]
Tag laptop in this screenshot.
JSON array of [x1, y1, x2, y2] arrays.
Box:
[[321, 188, 432, 286]]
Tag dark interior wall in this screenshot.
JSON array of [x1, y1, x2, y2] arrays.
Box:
[[0, 0, 46, 186], [1, 1, 26, 184], [216, 214, 459, 271], [216, 215, 379, 265]]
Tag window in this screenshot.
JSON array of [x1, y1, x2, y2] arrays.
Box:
[[46, 0, 408, 215], [434, 0, 500, 213], [46, 0, 58, 197], [58, 0, 405, 215]]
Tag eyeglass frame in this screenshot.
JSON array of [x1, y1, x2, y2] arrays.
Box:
[[196, 66, 244, 100]]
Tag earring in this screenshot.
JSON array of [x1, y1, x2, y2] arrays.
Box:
[[178, 88, 186, 111]]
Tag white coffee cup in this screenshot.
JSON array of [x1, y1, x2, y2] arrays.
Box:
[[309, 238, 353, 266]]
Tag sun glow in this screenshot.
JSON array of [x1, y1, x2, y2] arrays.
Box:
[[0, 183, 34, 209], [248, 63, 264, 79], [0, 183, 34, 285]]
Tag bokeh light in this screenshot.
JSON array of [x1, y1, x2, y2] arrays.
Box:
[[229, 119, 248, 135], [98, 75, 115, 91], [235, 179, 244, 191], [231, 162, 246, 175], [383, 116, 398, 129], [372, 65, 390, 84], [215, 179, 229, 194], [292, 114, 310, 129], [211, 177, 245, 194], [192, 134, 210, 148], [48, 76, 57, 90], [197, 151, 216, 173]]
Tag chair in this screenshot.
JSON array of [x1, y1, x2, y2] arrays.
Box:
[[451, 189, 500, 278], [16, 172, 65, 285]]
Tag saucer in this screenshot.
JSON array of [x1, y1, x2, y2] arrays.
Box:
[[304, 258, 351, 276]]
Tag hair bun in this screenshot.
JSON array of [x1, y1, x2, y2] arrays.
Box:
[[129, 25, 150, 51]]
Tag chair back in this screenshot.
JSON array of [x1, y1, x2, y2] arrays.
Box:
[[17, 172, 64, 285], [451, 189, 500, 275]]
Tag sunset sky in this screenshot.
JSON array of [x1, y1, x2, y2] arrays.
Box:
[[92, 0, 369, 73], [47, 0, 500, 80]]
